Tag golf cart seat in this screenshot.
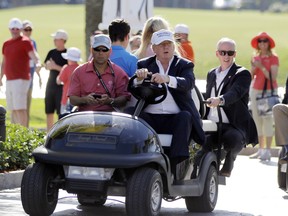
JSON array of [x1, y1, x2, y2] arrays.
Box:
[[159, 86, 217, 147]]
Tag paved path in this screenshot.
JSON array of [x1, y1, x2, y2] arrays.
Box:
[[0, 155, 287, 216]]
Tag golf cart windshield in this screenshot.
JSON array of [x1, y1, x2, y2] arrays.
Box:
[[46, 111, 157, 150]]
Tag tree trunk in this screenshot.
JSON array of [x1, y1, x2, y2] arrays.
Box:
[[85, 0, 104, 60]]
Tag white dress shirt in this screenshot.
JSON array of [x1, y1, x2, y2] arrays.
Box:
[[144, 57, 180, 114], [207, 65, 232, 123]]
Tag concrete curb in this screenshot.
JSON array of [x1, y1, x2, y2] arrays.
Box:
[[0, 147, 281, 191], [0, 170, 24, 191]]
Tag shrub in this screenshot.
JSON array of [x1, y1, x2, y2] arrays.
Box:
[[0, 123, 46, 172]]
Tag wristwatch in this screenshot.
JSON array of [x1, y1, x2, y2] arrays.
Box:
[[110, 98, 115, 106], [219, 96, 225, 106]]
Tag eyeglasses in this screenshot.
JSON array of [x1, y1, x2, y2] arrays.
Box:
[[218, 50, 235, 56], [24, 28, 32, 32], [93, 47, 109, 52], [258, 39, 269, 43], [10, 28, 20, 31]]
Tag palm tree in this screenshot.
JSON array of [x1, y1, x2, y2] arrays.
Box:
[[85, 0, 104, 60]]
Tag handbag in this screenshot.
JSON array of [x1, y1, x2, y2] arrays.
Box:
[[256, 70, 280, 116]]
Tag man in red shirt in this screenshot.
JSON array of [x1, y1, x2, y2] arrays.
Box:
[[1, 18, 41, 127], [68, 34, 130, 111]]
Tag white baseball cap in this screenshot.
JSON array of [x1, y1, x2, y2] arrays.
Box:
[[92, 34, 111, 49], [51, 29, 68, 40], [174, 24, 189, 34], [23, 20, 33, 29], [8, 18, 22, 29], [151, 29, 174, 45], [61, 47, 82, 62]]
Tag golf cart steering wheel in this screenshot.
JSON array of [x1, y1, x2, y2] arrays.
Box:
[[128, 74, 167, 104]]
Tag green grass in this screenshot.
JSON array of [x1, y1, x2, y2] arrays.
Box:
[[0, 5, 287, 137], [0, 4, 85, 66], [156, 8, 288, 85], [0, 5, 288, 84], [0, 98, 46, 129]]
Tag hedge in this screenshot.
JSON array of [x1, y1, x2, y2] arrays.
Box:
[[0, 123, 45, 172]]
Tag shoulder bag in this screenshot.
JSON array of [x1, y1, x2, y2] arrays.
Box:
[[256, 71, 280, 116]]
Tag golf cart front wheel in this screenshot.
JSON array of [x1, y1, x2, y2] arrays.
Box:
[[185, 165, 218, 212], [126, 167, 163, 216], [21, 163, 59, 216]]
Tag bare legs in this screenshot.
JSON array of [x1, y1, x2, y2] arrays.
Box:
[[11, 109, 28, 127], [250, 135, 272, 161], [46, 113, 54, 131]]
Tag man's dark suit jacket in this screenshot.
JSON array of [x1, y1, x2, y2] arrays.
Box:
[[137, 55, 205, 145], [204, 63, 258, 146], [282, 76, 288, 104]]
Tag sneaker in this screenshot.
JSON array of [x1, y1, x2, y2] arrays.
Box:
[[249, 149, 263, 159], [260, 149, 271, 161]]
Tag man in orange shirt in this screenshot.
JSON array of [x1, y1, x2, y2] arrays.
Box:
[[174, 24, 195, 63]]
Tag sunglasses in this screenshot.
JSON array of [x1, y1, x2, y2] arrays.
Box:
[[258, 39, 269, 43], [218, 50, 235, 56], [93, 47, 109, 52], [24, 28, 32, 32]]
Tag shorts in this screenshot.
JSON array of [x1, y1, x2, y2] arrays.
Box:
[[45, 85, 63, 114], [6, 79, 30, 110]]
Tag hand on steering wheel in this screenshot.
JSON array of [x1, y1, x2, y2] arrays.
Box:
[[128, 72, 167, 104], [135, 68, 169, 84]]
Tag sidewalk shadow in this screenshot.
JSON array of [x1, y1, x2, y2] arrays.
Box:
[[259, 160, 277, 166]]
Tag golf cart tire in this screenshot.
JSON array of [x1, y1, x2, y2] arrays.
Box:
[[126, 167, 163, 216], [185, 165, 218, 212], [278, 148, 286, 189], [21, 163, 59, 216], [77, 193, 107, 206], [286, 162, 288, 191]]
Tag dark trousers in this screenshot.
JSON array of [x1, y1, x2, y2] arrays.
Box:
[[139, 111, 193, 158], [204, 124, 245, 172]]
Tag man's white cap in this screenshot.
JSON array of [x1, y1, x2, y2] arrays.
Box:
[[23, 20, 33, 29], [151, 29, 174, 45], [8, 18, 22, 29], [174, 24, 189, 34], [92, 34, 111, 49], [51, 29, 68, 40], [61, 47, 82, 62]]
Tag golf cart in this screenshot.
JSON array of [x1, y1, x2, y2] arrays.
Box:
[[278, 147, 288, 192], [21, 75, 225, 216]]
